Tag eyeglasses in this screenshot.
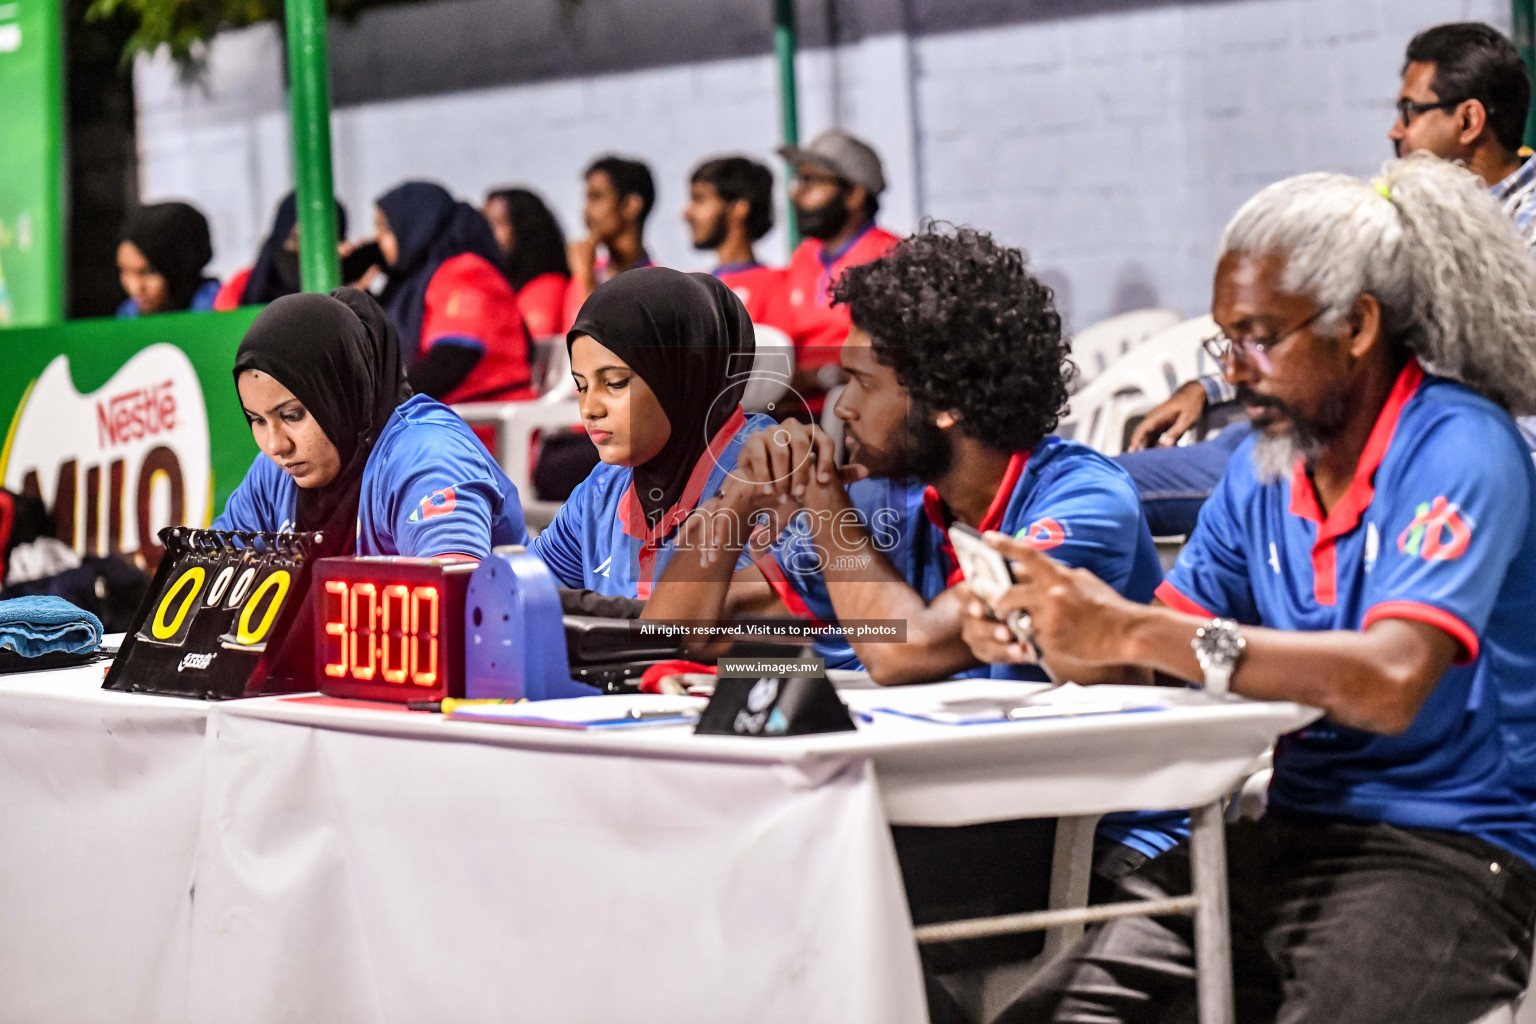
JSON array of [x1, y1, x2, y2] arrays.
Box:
[[1396, 96, 1464, 127], [1201, 307, 1327, 369]]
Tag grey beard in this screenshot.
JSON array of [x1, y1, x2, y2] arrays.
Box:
[[1250, 427, 1328, 483]]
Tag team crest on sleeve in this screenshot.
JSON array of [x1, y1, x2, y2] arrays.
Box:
[[1397, 497, 1473, 561], [409, 487, 458, 523], [1017, 517, 1067, 550]]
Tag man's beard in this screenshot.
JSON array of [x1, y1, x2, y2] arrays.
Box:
[[906, 410, 955, 483], [1238, 386, 1346, 482], [795, 191, 852, 241], [845, 424, 907, 479], [692, 210, 729, 251]]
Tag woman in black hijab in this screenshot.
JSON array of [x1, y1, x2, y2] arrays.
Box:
[[371, 181, 533, 405], [529, 267, 774, 598], [214, 287, 529, 560], [116, 201, 220, 316], [212, 192, 349, 309]]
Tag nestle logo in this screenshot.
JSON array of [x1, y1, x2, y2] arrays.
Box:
[[178, 652, 214, 672], [96, 381, 177, 449]]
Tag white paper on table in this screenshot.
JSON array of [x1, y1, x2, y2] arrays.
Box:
[[848, 679, 1165, 725], [446, 693, 708, 728]]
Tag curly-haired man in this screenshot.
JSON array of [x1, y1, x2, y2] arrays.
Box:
[[646, 229, 1183, 971]]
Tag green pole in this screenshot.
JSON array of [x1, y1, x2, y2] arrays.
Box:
[[773, 0, 802, 248], [1516, 0, 1536, 149], [40, 0, 65, 323], [284, 0, 340, 292], [0, 0, 66, 325]]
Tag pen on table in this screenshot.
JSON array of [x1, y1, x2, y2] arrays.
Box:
[[409, 697, 527, 713]]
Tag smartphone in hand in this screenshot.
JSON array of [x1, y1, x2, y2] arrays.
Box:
[[949, 523, 1016, 606]]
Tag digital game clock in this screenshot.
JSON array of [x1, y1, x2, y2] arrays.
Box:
[[315, 548, 600, 705], [315, 557, 474, 703]]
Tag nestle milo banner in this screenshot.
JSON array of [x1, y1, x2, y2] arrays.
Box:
[[0, 310, 261, 564]]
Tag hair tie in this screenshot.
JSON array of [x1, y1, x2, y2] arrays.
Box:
[[1374, 179, 1394, 203]]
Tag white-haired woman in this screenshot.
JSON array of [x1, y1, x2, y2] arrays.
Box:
[[968, 154, 1536, 1024]]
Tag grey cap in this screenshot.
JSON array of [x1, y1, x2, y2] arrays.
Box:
[[778, 128, 886, 196]]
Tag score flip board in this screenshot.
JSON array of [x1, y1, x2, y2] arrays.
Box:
[[103, 527, 322, 700]]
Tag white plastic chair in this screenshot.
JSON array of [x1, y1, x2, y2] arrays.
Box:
[[1057, 315, 1221, 458], [741, 324, 795, 415], [1068, 308, 1183, 387], [820, 383, 847, 464]]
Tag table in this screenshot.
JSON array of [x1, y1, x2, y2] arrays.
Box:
[[187, 680, 1315, 1023], [0, 670, 1318, 1024], [0, 660, 209, 1024]]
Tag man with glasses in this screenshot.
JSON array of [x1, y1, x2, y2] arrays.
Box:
[[771, 129, 900, 415], [1120, 21, 1536, 536], [968, 155, 1536, 1024]]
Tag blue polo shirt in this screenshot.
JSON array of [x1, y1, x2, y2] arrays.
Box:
[[214, 394, 529, 558], [765, 436, 1164, 673], [765, 436, 1180, 858], [530, 408, 777, 598], [1160, 359, 1536, 867]]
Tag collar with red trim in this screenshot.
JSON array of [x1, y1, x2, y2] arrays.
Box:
[[923, 451, 1032, 587], [1288, 357, 1424, 542], [619, 405, 748, 544]]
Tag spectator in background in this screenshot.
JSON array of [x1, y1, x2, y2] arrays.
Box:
[[564, 156, 655, 331], [372, 181, 535, 408], [116, 202, 220, 317], [684, 156, 784, 323], [483, 187, 571, 340], [773, 129, 899, 413], [213, 192, 349, 311], [1120, 20, 1535, 536]]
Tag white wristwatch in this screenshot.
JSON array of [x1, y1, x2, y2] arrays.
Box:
[[1191, 618, 1245, 696]]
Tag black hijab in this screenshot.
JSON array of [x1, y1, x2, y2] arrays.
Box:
[[240, 192, 349, 306], [376, 181, 510, 358], [120, 202, 216, 311], [233, 287, 412, 558], [569, 268, 755, 528]]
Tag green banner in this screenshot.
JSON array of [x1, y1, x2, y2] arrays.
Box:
[[0, 311, 261, 564], [0, 0, 65, 326]]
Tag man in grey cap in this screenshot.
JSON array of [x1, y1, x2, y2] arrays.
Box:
[[773, 128, 900, 412]]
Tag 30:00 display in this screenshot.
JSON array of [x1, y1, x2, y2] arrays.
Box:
[[320, 580, 440, 685]]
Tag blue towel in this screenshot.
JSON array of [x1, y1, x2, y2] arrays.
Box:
[[0, 596, 104, 657]]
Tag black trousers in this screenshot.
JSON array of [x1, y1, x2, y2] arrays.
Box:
[[994, 816, 1536, 1024]]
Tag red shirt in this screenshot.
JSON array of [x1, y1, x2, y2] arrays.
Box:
[[561, 254, 654, 335], [213, 268, 252, 311], [771, 225, 900, 372], [515, 272, 570, 339], [422, 252, 535, 405], [713, 263, 786, 324]]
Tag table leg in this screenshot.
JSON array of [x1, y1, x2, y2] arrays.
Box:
[[1190, 799, 1234, 1024], [1041, 814, 1101, 960]]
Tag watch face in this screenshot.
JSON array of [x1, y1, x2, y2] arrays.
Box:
[[1199, 620, 1245, 663]]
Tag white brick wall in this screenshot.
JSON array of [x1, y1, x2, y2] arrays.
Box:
[[136, 0, 1511, 330]]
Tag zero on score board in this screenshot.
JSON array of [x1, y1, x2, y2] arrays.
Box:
[[322, 580, 441, 685], [146, 565, 293, 647]]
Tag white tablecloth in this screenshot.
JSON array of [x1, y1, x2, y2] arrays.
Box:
[[0, 662, 209, 1024], [0, 668, 1319, 1024], [189, 696, 921, 1023]]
